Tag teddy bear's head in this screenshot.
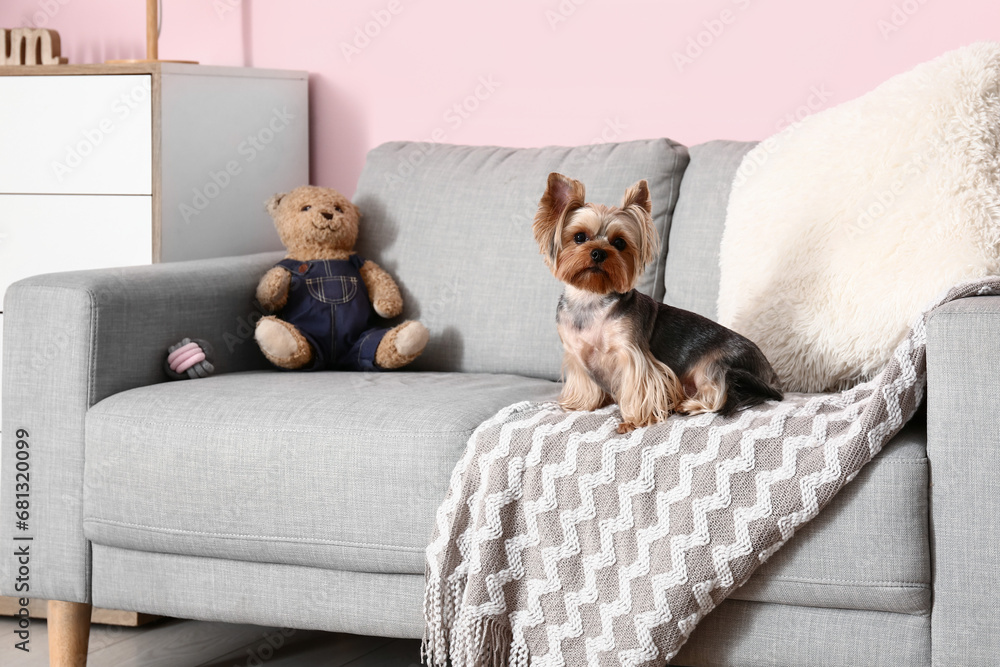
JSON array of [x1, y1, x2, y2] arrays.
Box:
[[265, 185, 361, 258]]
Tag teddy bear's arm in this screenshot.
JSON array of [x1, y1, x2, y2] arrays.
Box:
[[256, 266, 292, 312], [359, 260, 403, 319]]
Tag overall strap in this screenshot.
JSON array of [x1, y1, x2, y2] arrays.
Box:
[[276, 258, 307, 272]]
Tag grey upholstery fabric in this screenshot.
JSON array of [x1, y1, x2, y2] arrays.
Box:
[[91, 546, 930, 665], [674, 599, 930, 666], [353, 140, 689, 380], [0, 252, 278, 602], [663, 140, 756, 320], [91, 545, 426, 639], [84, 371, 559, 574], [733, 418, 930, 615], [85, 364, 928, 616], [927, 296, 1000, 666]]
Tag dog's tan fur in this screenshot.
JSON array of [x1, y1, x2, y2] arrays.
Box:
[[556, 287, 685, 433], [677, 350, 728, 415]]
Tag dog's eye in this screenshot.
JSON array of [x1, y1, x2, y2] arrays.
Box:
[[301, 206, 311, 212], [573, 232, 587, 244], [612, 238, 627, 251], [335, 206, 343, 213]]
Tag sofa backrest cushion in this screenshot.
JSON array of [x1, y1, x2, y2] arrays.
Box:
[[662, 140, 756, 321], [353, 139, 689, 380]]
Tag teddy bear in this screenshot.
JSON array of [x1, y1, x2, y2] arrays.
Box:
[[252, 185, 428, 371]]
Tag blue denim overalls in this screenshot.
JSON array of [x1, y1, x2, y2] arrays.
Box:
[[273, 255, 389, 371]]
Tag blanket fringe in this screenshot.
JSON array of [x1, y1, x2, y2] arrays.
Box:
[[424, 573, 521, 667]]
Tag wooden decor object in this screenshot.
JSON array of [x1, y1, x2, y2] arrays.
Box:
[[1, 28, 68, 65], [106, 0, 198, 65]]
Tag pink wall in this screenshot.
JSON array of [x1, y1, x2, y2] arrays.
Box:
[[4, 0, 998, 195]]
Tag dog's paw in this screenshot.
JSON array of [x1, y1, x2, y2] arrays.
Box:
[[616, 421, 637, 434]]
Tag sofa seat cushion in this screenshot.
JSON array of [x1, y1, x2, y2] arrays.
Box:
[[733, 417, 930, 615], [83, 372, 930, 615], [83, 371, 559, 575]]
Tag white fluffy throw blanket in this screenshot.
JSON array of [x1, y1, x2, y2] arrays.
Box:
[[718, 42, 1000, 393], [423, 278, 1000, 667]]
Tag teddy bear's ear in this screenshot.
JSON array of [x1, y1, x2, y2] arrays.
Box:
[[265, 192, 286, 217]]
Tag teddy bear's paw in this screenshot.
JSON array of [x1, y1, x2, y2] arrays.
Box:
[[375, 321, 428, 369], [395, 321, 429, 357], [255, 316, 313, 369], [255, 267, 291, 312], [373, 295, 403, 319]]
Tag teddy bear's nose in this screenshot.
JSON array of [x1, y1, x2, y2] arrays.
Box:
[[321, 212, 333, 220]]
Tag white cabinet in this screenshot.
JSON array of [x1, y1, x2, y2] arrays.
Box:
[[0, 194, 153, 292], [0, 75, 153, 195], [0, 63, 310, 424]]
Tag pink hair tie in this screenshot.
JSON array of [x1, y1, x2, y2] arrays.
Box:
[[168, 343, 205, 373], [167, 341, 200, 366]]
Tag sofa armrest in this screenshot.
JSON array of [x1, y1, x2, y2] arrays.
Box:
[[0, 251, 282, 603], [926, 295, 1000, 666]]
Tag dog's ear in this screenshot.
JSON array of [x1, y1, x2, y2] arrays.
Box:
[[533, 173, 586, 267], [621, 179, 651, 215], [265, 192, 286, 218], [621, 179, 658, 269]]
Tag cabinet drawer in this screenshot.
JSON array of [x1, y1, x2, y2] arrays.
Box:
[[0, 75, 152, 195], [0, 194, 152, 300]]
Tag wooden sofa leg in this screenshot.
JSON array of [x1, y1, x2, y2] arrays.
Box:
[[48, 600, 92, 667]]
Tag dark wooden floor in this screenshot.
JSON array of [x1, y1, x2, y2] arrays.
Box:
[[0, 616, 423, 666]]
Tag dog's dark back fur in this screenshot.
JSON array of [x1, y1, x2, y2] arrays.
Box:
[[614, 290, 783, 415]]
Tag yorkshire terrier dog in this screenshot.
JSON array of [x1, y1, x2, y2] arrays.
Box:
[[533, 173, 783, 433]]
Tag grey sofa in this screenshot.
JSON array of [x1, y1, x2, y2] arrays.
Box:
[[2, 138, 996, 667]]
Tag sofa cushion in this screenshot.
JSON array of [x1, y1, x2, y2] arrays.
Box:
[[84, 371, 930, 616], [352, 139, 689, 381], [662, 140, 756, 320], [83, 371, 559, 575], [733, 416, 930, 615]]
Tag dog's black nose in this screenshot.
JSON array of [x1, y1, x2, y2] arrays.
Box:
[[591, 248, 607, 263], [321, 212, 333, 220]]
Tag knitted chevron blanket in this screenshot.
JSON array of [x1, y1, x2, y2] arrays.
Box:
[[423, 278, 1000, 667]]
